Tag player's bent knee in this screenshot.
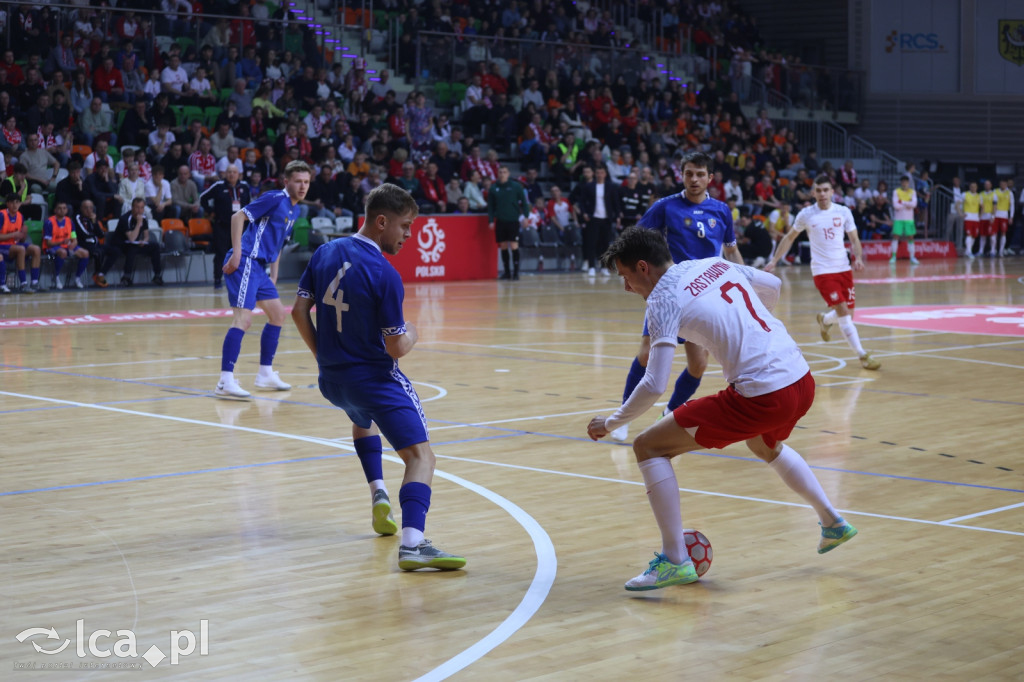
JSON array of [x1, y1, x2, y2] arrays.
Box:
[[745, 437, 779, 462]]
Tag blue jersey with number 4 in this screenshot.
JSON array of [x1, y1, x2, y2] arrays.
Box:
[[296, 233, 406, 380], [638, 193, 736, 263]]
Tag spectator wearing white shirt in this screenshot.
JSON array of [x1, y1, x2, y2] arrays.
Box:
[[209, 122, 235, 159], [853, 178, 877, 203], [521, 79, 544, 110], [724, 175, 744, 205], [148, 121, 175, 159], [117, 163, 148, 215], [160, 54, 192, 100], [215, 146, 244, 178], [189, 66, 216, 104], [83, 138, 115, 172]]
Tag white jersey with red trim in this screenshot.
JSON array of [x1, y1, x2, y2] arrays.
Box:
[[646, 258, 809, 397], [793, 202, 856, 276]]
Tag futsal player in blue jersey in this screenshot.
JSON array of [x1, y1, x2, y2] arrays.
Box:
[[610, 151, 744, 441], [214, 160, 311, 399], [290, 184, 466, 572]]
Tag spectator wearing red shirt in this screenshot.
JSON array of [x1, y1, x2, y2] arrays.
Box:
[[188, 137, 217, 189], [481, 63, 508, 95], [418, 162, 447, 214], [2, 51, 24, 87], [460, 145, 498, 182], [92, 56, 125, 103], [753, 175, 781, 213]]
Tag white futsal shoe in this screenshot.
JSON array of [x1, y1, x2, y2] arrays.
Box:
[[215, 376, 252, 400], [254, 369, 292, 391]]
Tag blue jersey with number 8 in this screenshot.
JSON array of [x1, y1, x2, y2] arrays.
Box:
[[296, 233, 406, 380]]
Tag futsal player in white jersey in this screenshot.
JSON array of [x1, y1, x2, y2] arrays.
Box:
[[766, 174, 881, 371], [587, 228, 856, 591]]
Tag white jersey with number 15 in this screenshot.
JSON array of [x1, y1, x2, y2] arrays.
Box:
[[793, 203, 857, 276], [645, 258, 809, 398]]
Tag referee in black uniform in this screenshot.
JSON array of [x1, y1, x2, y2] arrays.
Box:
[[200, 165, 251, 289]]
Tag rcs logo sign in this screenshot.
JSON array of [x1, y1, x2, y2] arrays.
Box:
[[885, 30, 945, 53]]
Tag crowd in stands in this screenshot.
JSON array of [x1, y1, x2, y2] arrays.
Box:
[[0, 0, 1015, 292]]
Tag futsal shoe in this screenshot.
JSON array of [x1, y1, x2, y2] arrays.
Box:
[[624, 552, 699, 591], [909, 257, 920, 265], [858, 353, 881, 370], [818, 519, 858, 554], [92, 273, 108, 288], [609, 424, 629, 441], [371, 489, 398, 536], [398, 539, 466, 571], [214, 376, 252, 400], [55, 277, 63, 290], [816, 312, 833, 342], [254, 370, 291, 391]]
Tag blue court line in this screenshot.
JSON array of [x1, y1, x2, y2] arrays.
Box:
[[0, 432, 523, 498], [693, 450, 1024, 495]]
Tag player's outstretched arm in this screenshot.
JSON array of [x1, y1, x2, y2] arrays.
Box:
[[590, 342, 673, 440], [733, 263, 781, 312], [384, 322, 418, 359], [765, 229, 799, 272], [290, 294, 318, 357], [846, 229, 866, 271]]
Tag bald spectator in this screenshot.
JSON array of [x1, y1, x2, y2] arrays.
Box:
[[76, 97, 117, 147], [20, 132, 60, 192], [171, 164, 201, 220]]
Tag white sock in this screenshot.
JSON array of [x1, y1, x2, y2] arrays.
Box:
[[822, 309, 838, 325], [369, 479, 386, 496], [965, 236, 974, 254], [401, 527, 424, 548], [769, 445, 840, 526], [908, 241, 916, 258], [979, 236, 988, 254], [890, 239, 898, 257], [998, 234, 1006, 253], [837, 314, 866, 356], [220, 371, 234, 384], [258, 364, 274, 377], [638, 457, 689, 564]]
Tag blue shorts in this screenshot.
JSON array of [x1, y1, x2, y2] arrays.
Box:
[[0, 242, 28, 256], [225, 255, 279, 310], [319, 368, 429, 452], [45, 245, 72, 256], [641, 314, 686, 344]]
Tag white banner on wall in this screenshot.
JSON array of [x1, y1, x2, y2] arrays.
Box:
[[975, 0, 1024, 93], [869, 0, 961, 93]]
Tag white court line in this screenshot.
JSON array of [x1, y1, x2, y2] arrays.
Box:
[[900, 354, 1024, 370], [0, 388, 555, 682], [433, 454, 1024, 538], [940, 501, 1024, 525]]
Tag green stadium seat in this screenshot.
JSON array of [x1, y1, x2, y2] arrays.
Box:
[[25, 220, 43, 247], [181, 105, 205, 126], [204, 106, 224, 128], [291, 218, 311, 247], [434, 82, 451, 106]]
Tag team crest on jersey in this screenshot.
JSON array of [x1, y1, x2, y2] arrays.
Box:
[[684, 218, 692, 226], [833, 217, 842, 227], [708, 218, 716, 228], [998, 20, 1024, 66]]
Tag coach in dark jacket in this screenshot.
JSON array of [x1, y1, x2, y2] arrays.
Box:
[[575, 166, 622, 275], [199, 165, 250, 288]]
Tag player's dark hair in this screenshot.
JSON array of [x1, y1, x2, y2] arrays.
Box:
[[679, 150, 713, 172], [284, 160, 313, 177], [813, 174, 832, 186], [601, 227, 672, 270], [366, 183, 418, 221]]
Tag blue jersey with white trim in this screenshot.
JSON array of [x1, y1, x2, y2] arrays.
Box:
[[296, 234, 406, 380], [235, 189, 299, 262], [638, 193, 736, 263]]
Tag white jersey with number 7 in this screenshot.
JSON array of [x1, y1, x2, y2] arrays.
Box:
[[646, 258, 810, 398]]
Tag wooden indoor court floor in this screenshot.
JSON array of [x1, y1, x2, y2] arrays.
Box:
[[2, 257, 1023, 680]]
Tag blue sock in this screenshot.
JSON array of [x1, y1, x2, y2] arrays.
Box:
[[76, 256, 89, 277], [354, 435, 383, 483], [221, 327, 245, 372], [0, 259, 5, 282], [399, 481, 431, 532], [622, 357, 646, 403], [30, 267, 40, 283], [667, 369, 702, 411], [54, 256, 65, 279], [18, 269, 26, 285], [260, 324, 281, 366]]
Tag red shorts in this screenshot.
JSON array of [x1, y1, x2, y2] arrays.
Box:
[[673, 372, 815, 449], [812, 270, 856, 309], [965, 220, 980, 238], [980, 218, 994, 237], [993, 217, 1009, 234]]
